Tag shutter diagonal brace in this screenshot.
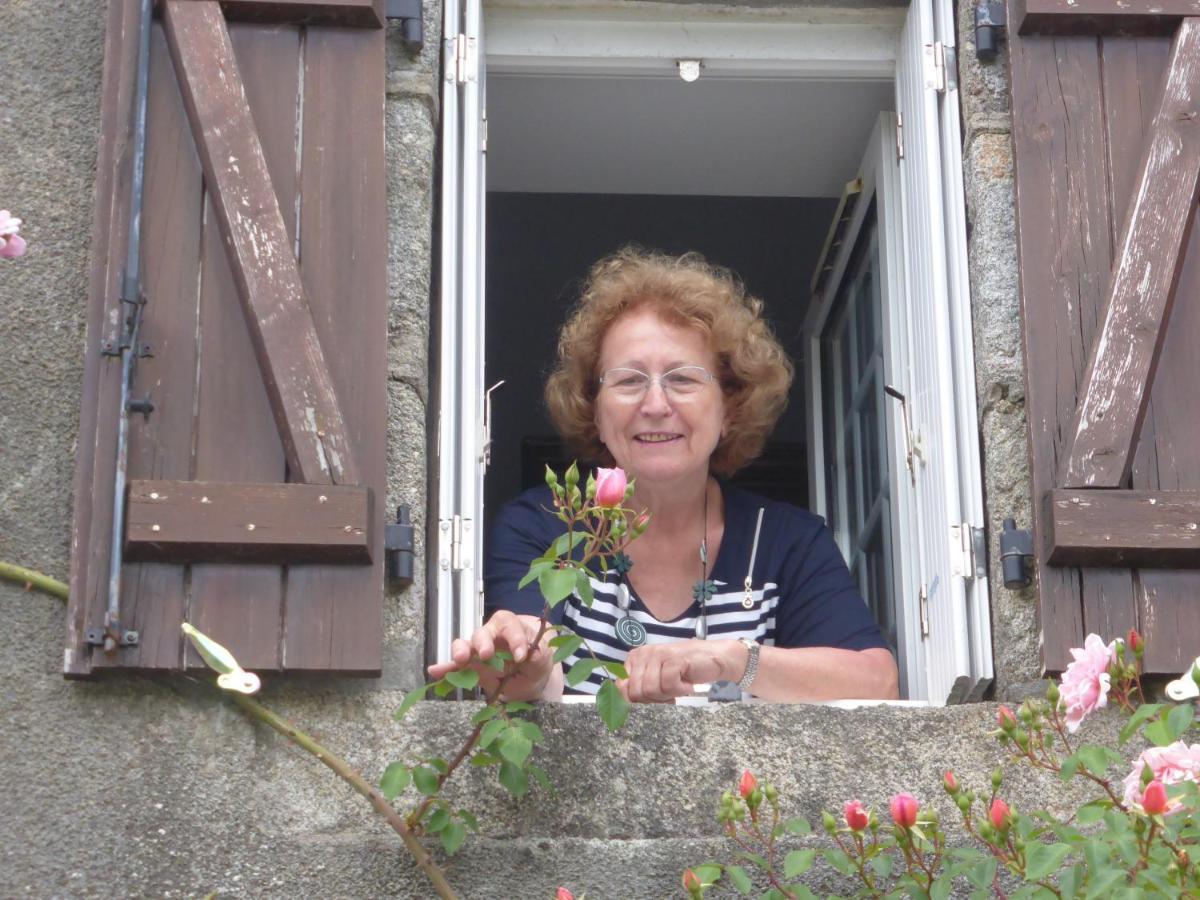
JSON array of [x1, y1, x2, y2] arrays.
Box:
[[162, 0, 359, 486]]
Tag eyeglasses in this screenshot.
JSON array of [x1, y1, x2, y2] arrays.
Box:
[[598, 365, 716, 401]]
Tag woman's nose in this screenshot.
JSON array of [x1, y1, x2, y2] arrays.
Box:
[[638, 380, 672, 414]]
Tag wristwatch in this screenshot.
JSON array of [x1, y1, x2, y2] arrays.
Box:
[[737, 638, 760, 692]]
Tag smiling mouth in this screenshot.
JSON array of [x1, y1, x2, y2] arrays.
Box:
[[635, 433, 682, 444]]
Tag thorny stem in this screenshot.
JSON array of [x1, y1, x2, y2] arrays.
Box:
[[0, 561, 69, 601], [227, 692, 459, 900], [728, 826, 797, 900], [835, 831, 880, 897]]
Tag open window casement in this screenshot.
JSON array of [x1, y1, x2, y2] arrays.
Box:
[[66, 0, 388, 676], [806, 0, 991, 703], [433, 0, 489, 665]]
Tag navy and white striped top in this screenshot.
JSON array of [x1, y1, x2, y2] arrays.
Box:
[[484, 481, 889, 695]]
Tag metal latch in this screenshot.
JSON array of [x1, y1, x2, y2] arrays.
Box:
[[975, 2, 1007, 63], [385, 505, 415, 586], [386, 0, 424, 49], [1000, 518, 1033, 589]]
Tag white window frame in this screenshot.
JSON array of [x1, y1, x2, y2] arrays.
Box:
[[434, 1, 992, 701]]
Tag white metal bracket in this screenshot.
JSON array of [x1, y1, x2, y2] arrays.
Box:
[[949, 523, 987, 579], [924, 41, 947, 93], [446, 34, 479, 85], [895, 112, 904, 162]]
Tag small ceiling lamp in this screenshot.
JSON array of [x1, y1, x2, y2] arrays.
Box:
[[677, 59, 702, 83]]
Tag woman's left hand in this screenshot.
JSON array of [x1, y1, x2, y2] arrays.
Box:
[[618, 639, 742, 703]]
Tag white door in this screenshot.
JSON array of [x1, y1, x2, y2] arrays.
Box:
[[434, 0, 488, 664]]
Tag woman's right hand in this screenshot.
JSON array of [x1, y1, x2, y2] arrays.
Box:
[[426, 611, 562, 702]]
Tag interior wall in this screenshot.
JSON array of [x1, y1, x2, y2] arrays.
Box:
[[484, 191, 837, 524]]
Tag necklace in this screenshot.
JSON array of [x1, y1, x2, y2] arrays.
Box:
[[614, 479, 712, 648]]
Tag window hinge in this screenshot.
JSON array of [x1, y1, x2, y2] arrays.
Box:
[[925, 41, 948, 94], [439, 515, 472, 573], [919, 582, 930, 638], [949, 523, 987, 580], [481, 114, 488, 153], [447, 33, 478, 85], [895, 112, 904, 162]]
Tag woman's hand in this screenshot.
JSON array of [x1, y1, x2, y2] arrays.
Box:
[[619, 639, 742, 703], [426, 611, 562, 702]]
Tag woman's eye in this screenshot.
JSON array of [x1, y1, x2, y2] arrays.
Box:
[[665, 374, 701, 390], [613, 374, 646, 389]]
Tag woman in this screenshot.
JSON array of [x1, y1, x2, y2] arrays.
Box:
[[430, 248, 898, 703]]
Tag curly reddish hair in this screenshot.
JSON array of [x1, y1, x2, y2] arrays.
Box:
[[545, 247, 793, 477]]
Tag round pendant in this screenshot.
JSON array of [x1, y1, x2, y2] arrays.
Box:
[[616, 583, 631, 611], [742, 594, 756, 610], [616, 616, 647, 647]]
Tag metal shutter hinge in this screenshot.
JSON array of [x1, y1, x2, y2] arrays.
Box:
[[385, 505, 415, 586], [386, 0, 424, 50], [1000, 517, 1033, 589], [975, 2, 1007, 64], [950, 523, 987, 580]]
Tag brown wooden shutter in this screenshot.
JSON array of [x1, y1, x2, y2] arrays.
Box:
[[1009, 1, 1200, 674], [65, 0, 387, 676]]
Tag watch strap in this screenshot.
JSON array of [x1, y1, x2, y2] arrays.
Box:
[[737, 638, 760, 692]]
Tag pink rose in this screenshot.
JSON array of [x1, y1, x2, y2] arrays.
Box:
[[943, 771, 959, 795], [843, 799, 869, 832], [594, 467, 627, 507], [738, 769, 757, 799], [1122, 741, 1200, 811], [1059, 633, 1116, 733], [989, 797, 1011, 831], [889, 793, 918, 829], [996, 705, 1017, 730], [0, 210, 26, 259], [1141, 780, 1169, 816]]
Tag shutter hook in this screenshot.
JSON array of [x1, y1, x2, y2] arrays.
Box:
[[482, 380, 505, 468]]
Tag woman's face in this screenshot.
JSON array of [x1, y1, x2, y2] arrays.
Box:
[[594, 306, 726, 487]]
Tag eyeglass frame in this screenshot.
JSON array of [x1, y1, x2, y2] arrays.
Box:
[[597, 365, 718, 401]]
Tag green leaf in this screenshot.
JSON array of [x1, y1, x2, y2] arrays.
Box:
[[735, 850, 767, 869], [1119, 703, 1165, 743], [551, 530, 590, 558], [440, 821, 467, 856], [180, 622, 242, 674], [504, 699, 531, 712], [445, 669, 479, 690], [783, 850, 816, 878], [566, 657, 605, 687], [412, 765, 440, 796], [1076, 799, 1111, 825], [693, 864, 722, 886], [380, 762, 411, 801], [574, 568, 595, 605], [459, 809, 479, 831], [469, 752, 500, 767], [1144, 706, 1185, 747], [483, 655, 506, 672], [727, 865, 753, 894], [515, 719, 545, 743], [551, 634, 585, 664], [1167, 702, 1194, 739], [1074, 744, 1119, 778], [539, 567, 579, 606], [471, 704, 500, 724], [433, 678, 455, 698], [428, 757, 449, 774], [427, 808, 451, 833], [870, 854, 894, 879], [498, 760, 528, 798], [497, 728, 533, 766], [601, 660, 629, 680], [518, 559, 556, 590], [1024, 843, 1071, 881], [1060, 754, 1081, 782], [529, 764, 554, 795], [1084, 868, 1127, 900], [596, 679, 630, 732], [395, 683, 433, 722], [930, 876, 953, 900], [1058, 864, 1082, 898], [822, 848, 856, 876], [782, 816, 811, 836], [479, 717, 507, 749], [966, 858, 996, 890]]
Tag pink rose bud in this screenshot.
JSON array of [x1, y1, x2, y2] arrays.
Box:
[[1142, 780, 1168, 816], [997, 705, 1017, 730], [739, 769, 757, 799], [555, 890, 574, 900], [843, 800, 869, 832], [943, 771, 959, 795], [889, 793, 919, 829], [594, 467, 627, 507], [1127, 628, 1144, 656], [682, 868, 703, 896], [989, 798, 1011, 831]]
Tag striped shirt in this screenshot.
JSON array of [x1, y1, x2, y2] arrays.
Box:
[[484, 481, 888, 696]]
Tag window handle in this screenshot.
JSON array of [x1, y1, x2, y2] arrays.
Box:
[[884, 384, 921, 485], [482, 380, 505, 468]]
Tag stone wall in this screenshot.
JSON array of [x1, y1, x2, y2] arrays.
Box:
[[0, 1, 1056, 896]]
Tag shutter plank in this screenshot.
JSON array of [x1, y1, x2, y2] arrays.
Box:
[[1044, 489, 1200, 565], [1010, 29, 1136, 669], [91, 25, 206, 670], [284, 26, 386, 673], [213, 0, 386, 28], [1062, 19, 1200, 489], [187, 24, 302, 671], [162, 0, 359, 486], [1015, 0, 1200, 35], [67, 0, 144, 676]]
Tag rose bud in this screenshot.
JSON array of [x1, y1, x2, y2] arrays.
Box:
[[943, 771, 959, 795], [594, 467, 628, 508], [682, 868, 703, 897], [822, 811, 838, 835], [997, 705, 1017, 731], [738, 769, 757, 799], [1127, 628, 1144, 657], [989, 798, 1011, 831], [556, 889, 575, 900], [1142, 780, 1169, 816], [889, 793, 919, 829], [844, 800, 869, 832]]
